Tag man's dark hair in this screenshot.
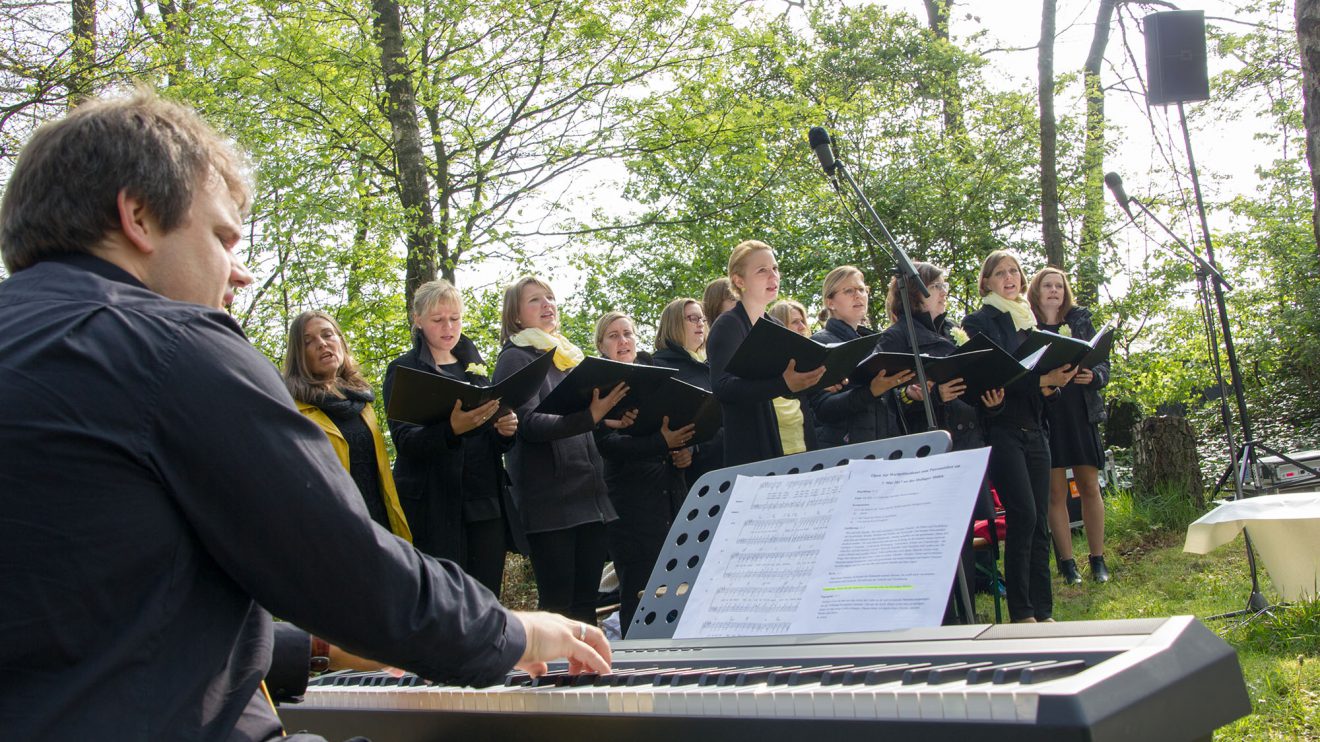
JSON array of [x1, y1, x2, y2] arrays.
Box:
[[0, 87, 250, 273]]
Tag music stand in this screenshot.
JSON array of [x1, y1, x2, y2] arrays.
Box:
[[627, 430, 953, 640]]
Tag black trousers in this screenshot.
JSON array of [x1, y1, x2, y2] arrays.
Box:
[[987, 424, 1053, 621], [461, 517, 507, 598], [526, 522, 609, 625]]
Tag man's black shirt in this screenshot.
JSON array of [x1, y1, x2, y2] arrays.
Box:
[[0, 255, 524, 740]]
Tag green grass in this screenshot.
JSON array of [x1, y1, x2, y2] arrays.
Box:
[[1035, 486, 1320, 740]]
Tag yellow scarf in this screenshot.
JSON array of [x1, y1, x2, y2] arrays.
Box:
[[510, 327, 585, 371], [983, 293, 1036, 333], [688, 346, 707, 364]]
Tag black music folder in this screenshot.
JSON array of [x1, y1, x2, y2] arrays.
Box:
[[534, 357, 678, 417], [625, 377, 722, 444], [951, 333, 1049, 398], [386, 347, 555, 426], [1014, 320, 1116, 371], [725, 319, 880, 396], [852, 349, 994, 386]]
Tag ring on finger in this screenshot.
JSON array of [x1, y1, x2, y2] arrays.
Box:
[[577, 623, 587, 641]]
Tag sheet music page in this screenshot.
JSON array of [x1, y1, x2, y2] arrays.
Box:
[[673, 448, 990, 639]]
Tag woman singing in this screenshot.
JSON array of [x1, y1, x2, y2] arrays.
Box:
[[491, 276, 627, 624], [651, 297, 724, 486], [962, 251, 1076, 623], [383, 279, 522, 595], [879, 262, 1002, 622], [593, 311, 695, 628], [809, 265, 912, 447], [1029, 267, 1111, 584], [706, 240, 823, 467], [283, 311, 411, 541]]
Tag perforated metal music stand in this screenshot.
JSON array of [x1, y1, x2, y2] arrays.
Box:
[[626, 430, 952, 640]]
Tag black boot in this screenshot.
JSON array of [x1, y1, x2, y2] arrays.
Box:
[[1057, 558, 1083, 585], [1089, 555, 1111, 583]]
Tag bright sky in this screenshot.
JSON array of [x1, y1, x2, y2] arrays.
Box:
[[455, 0, 1290, 302]]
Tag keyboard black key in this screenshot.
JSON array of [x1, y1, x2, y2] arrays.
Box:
[[1020, 660, 1088, 685]]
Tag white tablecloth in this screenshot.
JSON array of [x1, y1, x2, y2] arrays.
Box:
[[1184, 492, 1320, 601]]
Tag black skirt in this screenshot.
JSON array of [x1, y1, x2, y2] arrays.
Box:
[[1045, 383, 1104, 468]]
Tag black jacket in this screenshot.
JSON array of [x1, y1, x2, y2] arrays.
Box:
[[492, 343, 617, 534], [1049, 306, 1109, 425], [877, 311, 987, 451], [384, 330, 528, 559], [0, 255, 523, 740], [707, 302, 818, 467], [593, 355, 688, 541], [809, 318, 905, 446], [962, 303, 1053, 430], [652, 340, 725, 485]]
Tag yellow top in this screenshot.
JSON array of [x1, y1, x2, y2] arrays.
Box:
[[772, 397, 807, 455], [296, 400, 413, 542]]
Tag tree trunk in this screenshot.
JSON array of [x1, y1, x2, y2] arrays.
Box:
[[69, 0, 96, 105], [922, 0, 967, 139], [1038, 0, 1065, 269], [1132, 415, 1204, 505], [371, 0, 436, 314], [1297, 0, 1320, 258], [1076, 0, 1118, 306]]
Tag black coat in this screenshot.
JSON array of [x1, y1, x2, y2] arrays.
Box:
[[1051, 306, 1109, 425], [962, 303, 1053, 430], [876, 311, 987, 451], [707, 302, 818, 467], [809, 318, 905, 446], [384, 331, 528, 559], [492, 343, 616, 534], [652, 340, 725, 485], [593, 355, 688, 543]]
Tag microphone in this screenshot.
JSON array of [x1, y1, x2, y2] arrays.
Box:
[[1104, 171, 1136, 220], [808, 126, 838, 177]]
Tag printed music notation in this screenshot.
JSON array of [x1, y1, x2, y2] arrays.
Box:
[[674, 448, 990, 639]]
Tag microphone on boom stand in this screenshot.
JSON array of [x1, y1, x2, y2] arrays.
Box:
[[807, 126, 978, 624]]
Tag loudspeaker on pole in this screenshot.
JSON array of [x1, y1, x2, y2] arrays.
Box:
[[1144, 10, 1211, 106]]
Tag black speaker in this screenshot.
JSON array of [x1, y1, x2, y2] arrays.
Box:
[[1144, 10, 1210, 106]]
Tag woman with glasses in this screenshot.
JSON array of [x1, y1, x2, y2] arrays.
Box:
[[1029, 267, 1111, 585], [652, 298, 724, 486], [593, 311, 695, 629], [962, 251, 1077, 623], [808, 266, 913, 447]]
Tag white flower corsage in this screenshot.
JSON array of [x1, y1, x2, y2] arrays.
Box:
[[465, 362, 488, 377], [1058, 325, 1072, 338], [951, 327, 970, 345]]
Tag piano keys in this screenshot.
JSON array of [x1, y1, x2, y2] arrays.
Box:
[[277, 615, 1249, 742]]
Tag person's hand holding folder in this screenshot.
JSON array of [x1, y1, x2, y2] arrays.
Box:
[[870, 368, 914, 398], [451, 398, 501, 435], [660, 416, 696, 450], [782, 358, 826, 393], [591, 382, 637, 429]]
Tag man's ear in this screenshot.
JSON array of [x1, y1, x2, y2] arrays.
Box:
[[116, 190, 158, 255]]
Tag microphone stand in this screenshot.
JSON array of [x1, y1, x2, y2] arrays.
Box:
[[1118, 191, 1271, 619], [830, 161, 937, 432], [829, 160, 977, 623]]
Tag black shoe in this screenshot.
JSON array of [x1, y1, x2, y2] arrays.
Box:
[[1089, 555, 1111, 583], [1057, 558, 1083, 585]]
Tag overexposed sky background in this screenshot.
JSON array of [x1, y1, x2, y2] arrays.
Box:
[[455, 0, 1292, 302]]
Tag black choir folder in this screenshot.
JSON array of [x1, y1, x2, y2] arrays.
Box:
[[533, 356, 678, 417], [385, 347, 554, 426], [950, 333, 1049, 398], [852, 348, 994, 385], [625, 377, 722, 444], [1014, 320, 1116, 371], [725, 319, 880, 396]]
